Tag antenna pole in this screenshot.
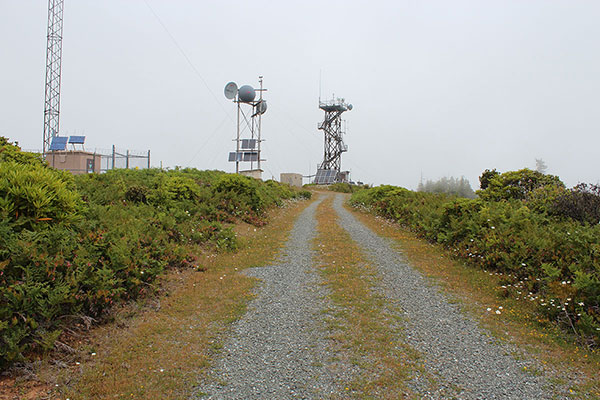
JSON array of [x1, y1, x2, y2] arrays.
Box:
[[43, 0, 65, 155], [318, 69, 322, 103], [236, 99, 240, 174], [257, 76, 263, 171]]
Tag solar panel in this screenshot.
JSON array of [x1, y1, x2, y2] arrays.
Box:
[[228, 152, 243, 162], [69, 136, 86, 144], [49, 136, 68, 151], [314, 169, 338, 184], [241, 139, 257, 149], [242, 151, 258, 162]]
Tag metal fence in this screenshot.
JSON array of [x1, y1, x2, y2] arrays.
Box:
[[98, 146, 151, 172], [25, 145, 151, 173]]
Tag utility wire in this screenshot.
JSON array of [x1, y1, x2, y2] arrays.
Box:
[[187, 114, 229, 164], [142, 0, 232, 121]]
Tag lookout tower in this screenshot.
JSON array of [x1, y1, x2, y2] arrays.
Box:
[[314, 97, 352, 184]]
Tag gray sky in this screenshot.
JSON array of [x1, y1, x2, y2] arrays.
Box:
[[1, 1, 599, 189]]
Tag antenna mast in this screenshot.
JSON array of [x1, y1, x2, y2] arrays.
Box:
[[43, 0, 65, 155], [224, 77, 268, 179]]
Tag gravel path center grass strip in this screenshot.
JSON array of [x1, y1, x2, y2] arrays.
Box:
[[56, 199, 314, 400], [314, 194, 422, 399], [346, 197, 600, 399]]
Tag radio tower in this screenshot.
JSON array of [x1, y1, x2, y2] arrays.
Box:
[[43, 0, 65, 155]]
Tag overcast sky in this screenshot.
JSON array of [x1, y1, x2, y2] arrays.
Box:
[[1, 1, 599, 189]]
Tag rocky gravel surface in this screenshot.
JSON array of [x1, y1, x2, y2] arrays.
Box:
[[195, 197, 349, 399], [332, 194, 567, 399]]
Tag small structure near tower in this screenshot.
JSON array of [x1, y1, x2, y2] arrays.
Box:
[[224, 77, 267, 179], [314, 97, 352, 184]]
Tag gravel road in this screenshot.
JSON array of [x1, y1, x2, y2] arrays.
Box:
[[195, 197, 348, 399], [331, 194, 566, 399]]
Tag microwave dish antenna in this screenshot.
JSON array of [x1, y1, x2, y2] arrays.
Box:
[[238, 85, 256, 103], [224, 82, 238, 100]]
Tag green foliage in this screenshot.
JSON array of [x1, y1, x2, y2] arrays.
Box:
[[0, 162, 81, 230], [478, 169, 499, 190], [328, 182, 369, 193], [477, 168, 564, 202], [552, 183, 600, 225], [0, 139, 309, 369], [351, 171, 600, 346], [0, 137, 46, 167]]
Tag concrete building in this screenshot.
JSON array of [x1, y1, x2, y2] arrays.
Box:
[[280, 173, 303, 187], [46, 151, 101, 175], [240, 169, 263, 180]]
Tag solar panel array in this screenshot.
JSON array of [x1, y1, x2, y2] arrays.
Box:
[[49, 136, 68, 151], [228, 152, 242, 162], [314, 169, 338, 184], [241, 139, 257, 149], [229, 151, 259, 162], [68, 135, 86, 144]]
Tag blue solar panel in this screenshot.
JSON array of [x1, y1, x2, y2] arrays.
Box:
[[314, 169, 338, 184], [228, 152, 243, 162], [69, 136, 86, 144], [241, 139, 257, 149], [49, 136, 68, 151]]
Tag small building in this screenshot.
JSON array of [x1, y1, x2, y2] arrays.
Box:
[[280, 173, 303, 187], [240, 169, 263, 180], [46, 151, 101, 175]]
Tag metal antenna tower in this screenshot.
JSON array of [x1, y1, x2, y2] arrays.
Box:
[[314, 97, 352, 184], [224, 77, 268, 178], [43, 0, 65, 155]]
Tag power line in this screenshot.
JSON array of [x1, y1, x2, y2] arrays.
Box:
[[142, 0, 232, 121], [187, 114, 230, 165]]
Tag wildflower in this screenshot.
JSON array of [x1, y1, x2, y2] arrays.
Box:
[[496, 310, 501, 314], [486, 307, 492, 312]]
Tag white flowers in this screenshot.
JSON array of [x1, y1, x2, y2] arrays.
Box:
[[487, 307, 503, 315]]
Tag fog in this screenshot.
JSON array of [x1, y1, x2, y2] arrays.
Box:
[[1, 1, 599, 189]]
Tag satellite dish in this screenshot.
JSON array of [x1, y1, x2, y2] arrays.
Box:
[[238, 85, 256, 103], [256, 100, 267, 115], [224, 82, 238, 100], [347, 104, 353, 110]]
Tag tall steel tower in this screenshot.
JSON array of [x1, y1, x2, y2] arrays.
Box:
[[314, 97, 352, 184], [43, 0, 65, 155]]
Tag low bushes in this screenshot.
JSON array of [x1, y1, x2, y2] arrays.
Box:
[[328, 182, 369, 193], [350, 169, 600, 346], [0, 137, 308, 369]]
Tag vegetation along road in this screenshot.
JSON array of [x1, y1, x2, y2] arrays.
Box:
[[1, 137, 598, 398], [194, 192, 578, 399]]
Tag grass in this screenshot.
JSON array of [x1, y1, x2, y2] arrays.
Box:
[[313, 194, 424, 399], [17, 198, 314, 400], [346, 198, 600, 399]]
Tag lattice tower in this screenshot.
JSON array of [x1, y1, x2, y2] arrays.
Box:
[[43, 0, 65, 154]]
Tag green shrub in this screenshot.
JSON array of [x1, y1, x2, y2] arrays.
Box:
[[0, 137, 310, 369], [350, 173, 600, 346]]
